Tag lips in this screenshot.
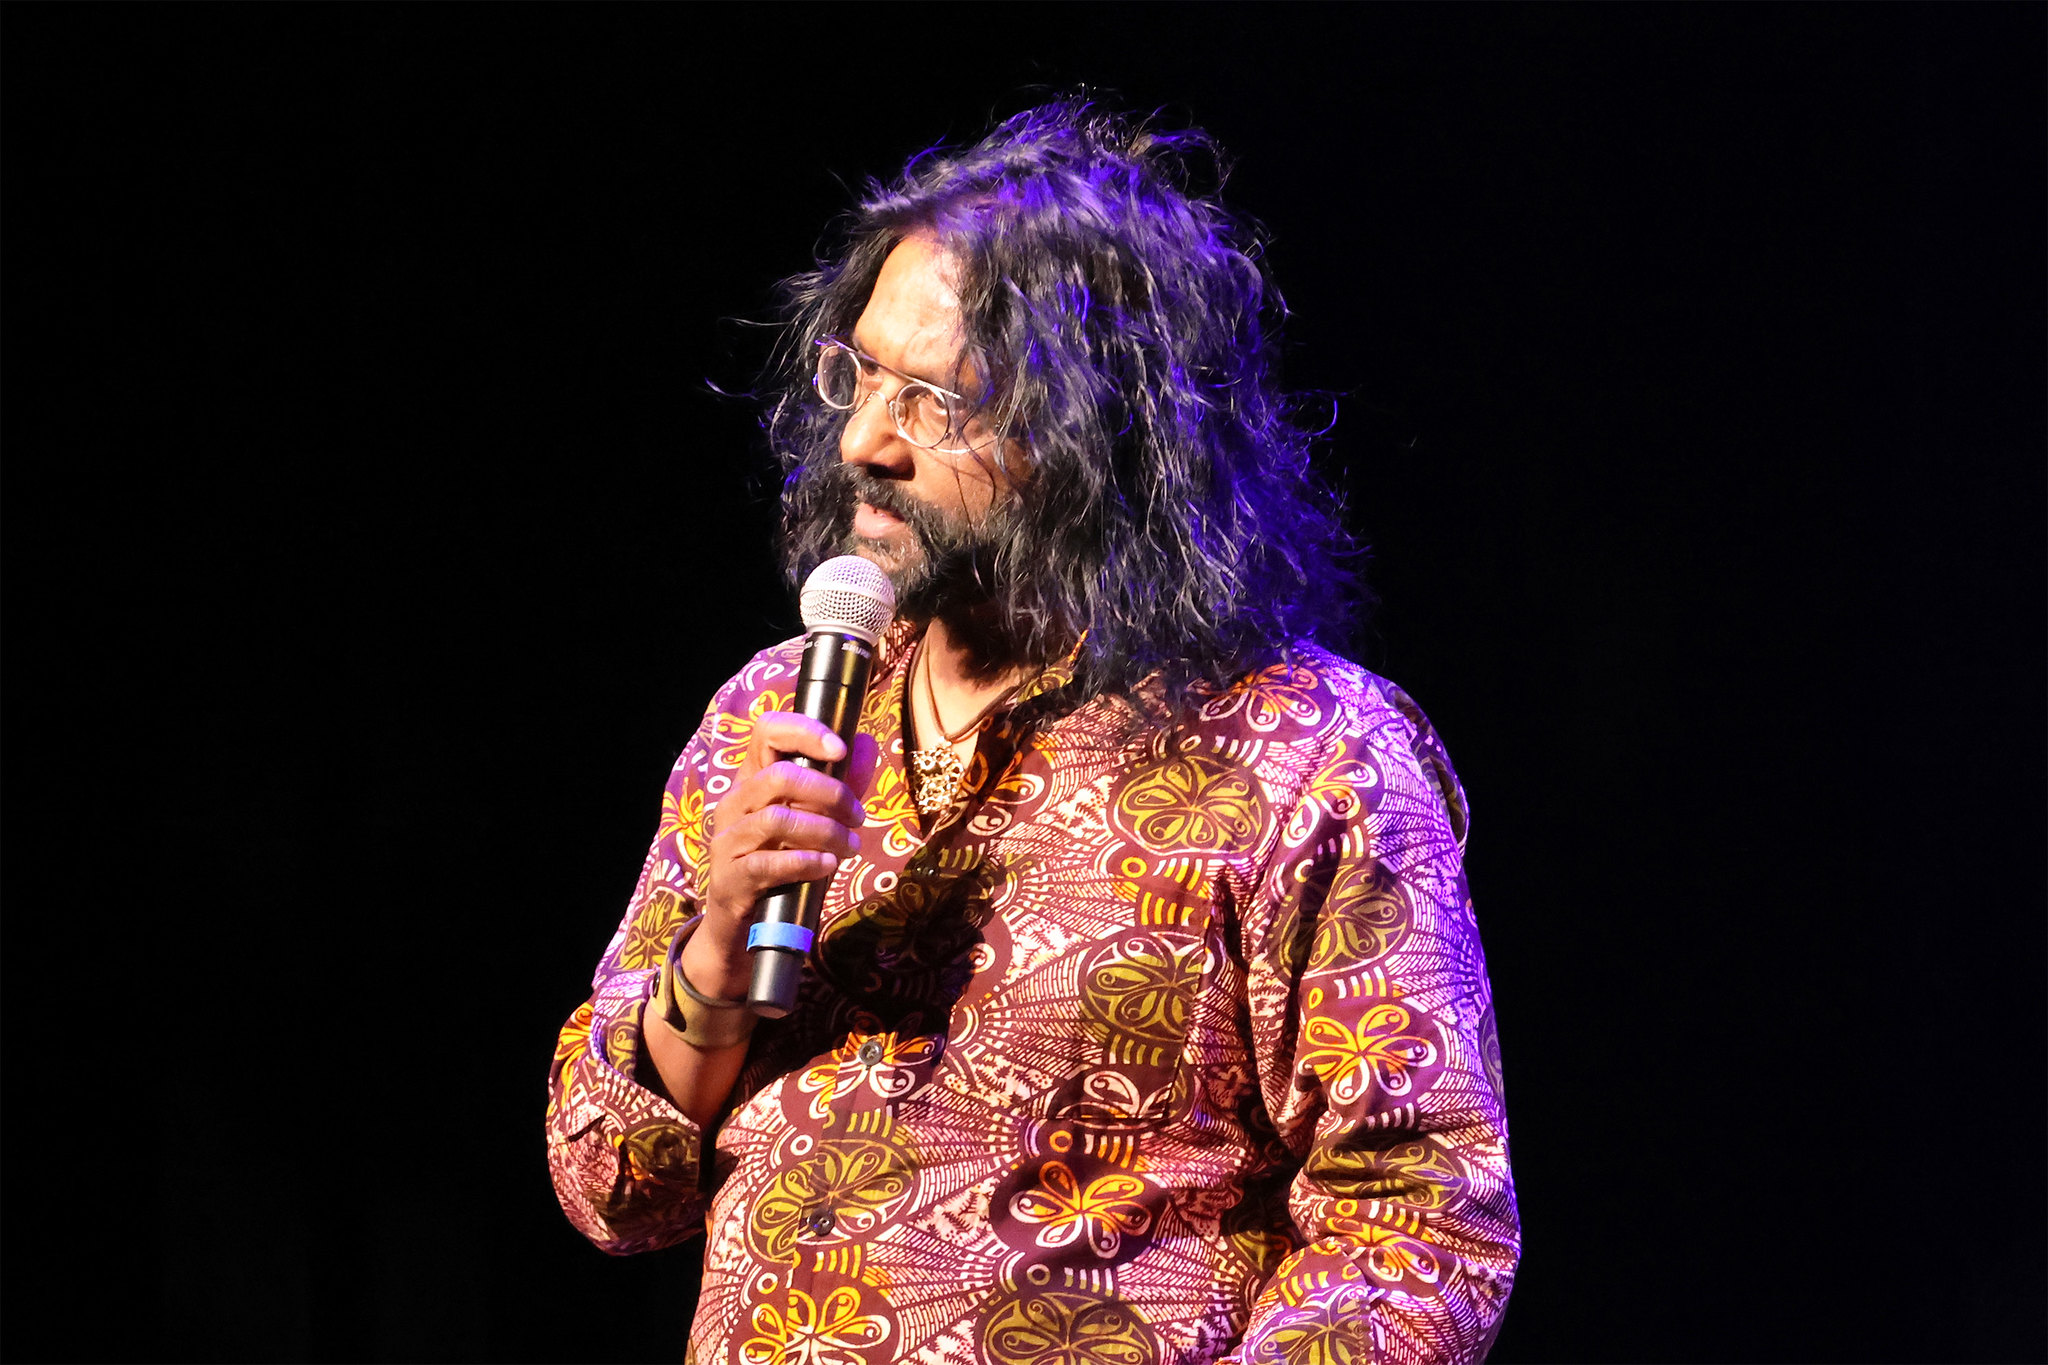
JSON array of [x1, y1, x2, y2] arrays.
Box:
[[852, 501, 905, 541]]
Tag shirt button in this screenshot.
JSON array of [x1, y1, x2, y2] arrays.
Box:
[[857, 1040, 884, 1067], [803, 1207, 836, 1237]]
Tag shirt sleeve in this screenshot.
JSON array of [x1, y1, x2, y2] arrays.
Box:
[[543, 675, 746, 1256], [1230, 687, 1520, 1364]]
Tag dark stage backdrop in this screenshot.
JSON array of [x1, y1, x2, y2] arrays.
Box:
[[4, 7, 2041, 1363]]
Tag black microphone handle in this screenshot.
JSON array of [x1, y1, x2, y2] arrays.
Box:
[[745, 630, 875, 1018]]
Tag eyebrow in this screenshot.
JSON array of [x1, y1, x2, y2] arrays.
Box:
[[847, 330, 962, 397]]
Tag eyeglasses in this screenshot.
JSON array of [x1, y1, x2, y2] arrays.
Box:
[[813, 337, 990, 455]]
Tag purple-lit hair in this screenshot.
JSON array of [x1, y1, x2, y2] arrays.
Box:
[[770, 99, 1359, 702]]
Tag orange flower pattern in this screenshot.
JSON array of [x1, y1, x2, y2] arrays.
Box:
[[1010, 1161, 1155, 1259], [547, 627, 1517, 1363], [740, 1284, 892, 1365]]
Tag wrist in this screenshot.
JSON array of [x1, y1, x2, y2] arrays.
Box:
[[681, 910, 754, 1000], [649, 919, 756, 1051]]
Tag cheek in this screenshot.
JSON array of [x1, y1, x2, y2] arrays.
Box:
[[963, 475, 1003, 517], [944, 455, 1015, 516], [905, 468, 978, 526]]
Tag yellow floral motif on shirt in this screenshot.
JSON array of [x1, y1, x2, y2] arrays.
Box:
[[1374, 1141, 1462, 1212], [603, 1014, 638, 1070], [614, 1120, 692, 1187], [1297, 1000, 1438, 1106], [1009, 1160, 1153, 1259], [1201, 661, 1324, 733], [1258, 1281, 1380, 1365], [819, 863, 991, 981], [857, 663, 905, 733], [600, 1120, 697, 1241], [748, 1120, 921, 1267], [1014, 639, 1081, 706], [1080, 933, 1205, 1055], [979, 1288, 1159, 1365], [1284, 739, 1382, 844], [547, 1001, 593, 1116], [861, 765, 922, 856], [797, 1030, 941, 1116], [710, 689, 793, 772], [1316, 1138, 1463, 1213], [989, 766, 1047, 808], [1304, 738, 1379, 820], [553, 1001, 592, 1066], [1307, 859, 1409, 972], [659, 786, 709, 869], [1112, 751, 1264, 855], [739, 1285, 891, 1365], [1348, 1222, 1444, 1290], [617, 884, 689, 971]]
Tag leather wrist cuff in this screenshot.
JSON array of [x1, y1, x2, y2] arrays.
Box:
[[650, 916, 757, 1051]]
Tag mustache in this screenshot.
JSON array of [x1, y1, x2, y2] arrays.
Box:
[[812, 462, 1016, 619], [821, 463, 962, 554], [782, 459, 1025, 625]]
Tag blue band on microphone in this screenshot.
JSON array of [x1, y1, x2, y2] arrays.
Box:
[[748, 921, 814, 954]]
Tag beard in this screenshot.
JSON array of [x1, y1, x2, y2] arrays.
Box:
[[791, 462, 1010, 622]]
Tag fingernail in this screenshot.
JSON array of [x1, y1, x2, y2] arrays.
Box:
[[819, 853, 840, 874], [826, 735, 847, 760]]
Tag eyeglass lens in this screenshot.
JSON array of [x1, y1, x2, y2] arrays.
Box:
[[815, 343, 864, 409], [815, 342, 956, 450]]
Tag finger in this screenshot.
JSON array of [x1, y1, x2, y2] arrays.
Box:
[[732, 846, 842, 891], [748, 712, 848, 769], [719, 803, 861, 861], [730, 761, 867, 827]]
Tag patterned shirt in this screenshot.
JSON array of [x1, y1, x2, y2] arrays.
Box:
[[546, 624, 1519, 1364]]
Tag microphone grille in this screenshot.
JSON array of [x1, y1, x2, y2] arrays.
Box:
[[799, 555, 896, 645]]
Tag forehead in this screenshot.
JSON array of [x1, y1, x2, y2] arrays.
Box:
[[851, 233, 964, 380]]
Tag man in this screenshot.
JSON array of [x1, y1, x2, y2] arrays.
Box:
[[548, 102, 1519, 1364]]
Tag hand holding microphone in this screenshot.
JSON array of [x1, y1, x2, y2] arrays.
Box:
[[686, 557, 894, 1021]]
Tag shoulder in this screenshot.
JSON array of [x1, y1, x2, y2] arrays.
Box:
[[698, 635, 808, 724], [1189, 644, 1470, 846], [1187, 644, 1430, 747], [666, 636, 809, 796]]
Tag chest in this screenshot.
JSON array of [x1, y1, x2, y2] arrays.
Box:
[[760, 715, 1283, 1131]]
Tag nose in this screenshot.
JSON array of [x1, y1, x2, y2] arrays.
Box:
[[838, 391, 914, 476]]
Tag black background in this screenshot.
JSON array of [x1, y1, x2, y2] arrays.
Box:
[[5, 7, 2042, 1363]]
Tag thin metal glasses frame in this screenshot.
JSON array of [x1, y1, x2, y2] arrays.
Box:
[[812, 337, 986, 455]]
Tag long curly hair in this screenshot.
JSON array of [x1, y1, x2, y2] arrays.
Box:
[[769, 98, 1359, 703]]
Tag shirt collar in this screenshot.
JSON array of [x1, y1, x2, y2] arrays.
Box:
[[876, 620, 1087, 715]]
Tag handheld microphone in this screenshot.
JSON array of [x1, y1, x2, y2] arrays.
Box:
[[746, 555, 895, 1018]]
